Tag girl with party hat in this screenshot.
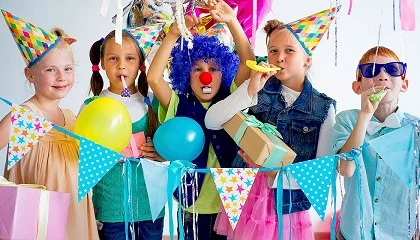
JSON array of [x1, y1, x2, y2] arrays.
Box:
[[82, 24, 166, 240], [147, 0, 254, 238], [205, 7, 339, 240], [0, 10, 99, 239]]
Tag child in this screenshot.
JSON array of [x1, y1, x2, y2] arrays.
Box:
[[147, 0, 254, 239], [205, 8, 338, 240], [333, 46, 418, 240], [84, 27, 165, 239], [0, 11, 99, 239]]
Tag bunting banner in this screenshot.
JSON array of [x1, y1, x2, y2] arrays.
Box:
[[287, 155, 336, 221], [368, 124, 415, 186], [7, 104, 54, 169], [78, 137, 123, 201], [210, 168, 258, 230], [141, 158, 170, 221]]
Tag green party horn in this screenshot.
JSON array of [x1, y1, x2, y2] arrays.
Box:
[[369, 89, 386, 102]]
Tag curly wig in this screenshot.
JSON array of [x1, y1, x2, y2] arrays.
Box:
[[169, 35, 239, 95]]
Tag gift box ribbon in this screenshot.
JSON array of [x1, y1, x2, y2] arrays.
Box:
[[234, 112, 287, 166], [0, 177, 49, 240]]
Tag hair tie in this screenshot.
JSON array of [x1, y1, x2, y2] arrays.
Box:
[[92, 65, 100, 72], [99, 38, 104, 44], [140, 65, 147, 72], [144, 96, 152, 106]]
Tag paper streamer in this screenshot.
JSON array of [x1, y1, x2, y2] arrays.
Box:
[[401, 0, 416, 31]]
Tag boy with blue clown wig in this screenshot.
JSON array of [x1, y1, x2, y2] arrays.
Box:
[[169, 35, 239, 95], [147, 0, 254, 239]]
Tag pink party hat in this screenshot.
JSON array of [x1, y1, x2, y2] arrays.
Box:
[[286, 6, 339, 56], [125, 23, 165, 57], [2, 9, 60, 67]]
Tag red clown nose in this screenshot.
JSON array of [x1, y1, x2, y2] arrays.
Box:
[[199, 72, 212, 85]]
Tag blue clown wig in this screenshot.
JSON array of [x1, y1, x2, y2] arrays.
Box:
[[169, 35, 239, 95]]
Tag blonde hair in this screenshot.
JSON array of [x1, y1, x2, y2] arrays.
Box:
[[356, 46, 401, 81]]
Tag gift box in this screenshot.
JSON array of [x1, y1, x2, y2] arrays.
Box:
[[0, 180, 70, 240], [223, 111, 296, 167], [121, 132, 146, 158]]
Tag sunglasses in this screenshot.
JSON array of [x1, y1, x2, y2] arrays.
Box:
[[358, 62, 407, 78]]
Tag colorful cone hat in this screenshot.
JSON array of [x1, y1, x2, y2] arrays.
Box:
[[125, 23, 165, 58], [286, 6, 339, 56], [2, 9, 61, 67], [202, 22, 234, 51]]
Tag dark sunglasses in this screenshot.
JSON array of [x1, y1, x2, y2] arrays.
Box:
[[358, 62, 407, 78]]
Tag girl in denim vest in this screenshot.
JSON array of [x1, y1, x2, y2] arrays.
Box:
[[333, 46, 419, 240], [205, 16, 337, 239]]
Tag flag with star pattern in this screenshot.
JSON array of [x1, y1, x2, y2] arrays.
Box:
[[210, 168, 258, 230], [7, 104, 54, 169]]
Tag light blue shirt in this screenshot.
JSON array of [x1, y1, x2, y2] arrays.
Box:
[[333, 108, 419, 240]]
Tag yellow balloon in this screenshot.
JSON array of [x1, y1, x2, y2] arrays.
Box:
[[74, 97, 132, 152]]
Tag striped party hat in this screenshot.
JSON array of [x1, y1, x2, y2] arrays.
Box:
[[286, 6, 339, 56], [125, 23, 165, 57], [2, 9, 60, 67]]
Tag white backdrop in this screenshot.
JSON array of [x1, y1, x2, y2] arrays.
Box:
[[0, 0, 419, 235]]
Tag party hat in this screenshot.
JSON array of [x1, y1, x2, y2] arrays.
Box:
[[125, 23, 165, 57], [286, 6, 339, 56], [1, 9, 60, 67], [202, 23, 234, 51]]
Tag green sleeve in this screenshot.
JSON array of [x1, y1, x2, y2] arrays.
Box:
[[158, 90, 179, 123], [230, 80, 238, 93]]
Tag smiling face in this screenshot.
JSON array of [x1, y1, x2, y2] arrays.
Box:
[[189, 59, 222, 102], [25, 45, 74, 101], [266, 28, 312, 88], [101, 36, 142, 94]]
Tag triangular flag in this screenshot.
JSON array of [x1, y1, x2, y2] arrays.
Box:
[[210, 168, 258, 230], [7, 104, 54, 169], [125, 23, 165, 57], [140, 158, 170, 221], [78, 137, 123, 201], [2, 9, 60, 67], [286, 7, 339, 56], [287, 156, 336, 220], [368, 124, 415, 186]]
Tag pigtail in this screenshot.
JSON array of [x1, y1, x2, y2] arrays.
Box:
[[89, 39, 104, 96], [137, 66, 158, 137]]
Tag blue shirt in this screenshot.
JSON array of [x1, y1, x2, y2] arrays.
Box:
[[333, 108, 419, 240]]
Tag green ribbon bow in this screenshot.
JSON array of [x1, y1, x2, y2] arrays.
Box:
[[234, 112, 287, 167]]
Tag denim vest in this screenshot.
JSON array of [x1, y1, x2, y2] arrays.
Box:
[[174, 87, 238, 207], [249, 76, 336, 214]]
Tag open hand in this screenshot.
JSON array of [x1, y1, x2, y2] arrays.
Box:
[[209, 0, 235, 24]]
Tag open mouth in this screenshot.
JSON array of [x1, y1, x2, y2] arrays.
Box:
[[202, 86, 212, 94], [52, 85, 68, 90]]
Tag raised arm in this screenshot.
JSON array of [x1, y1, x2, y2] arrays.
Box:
[[205, 64, 274, 129], [209, 0, 255, 86], [337, 85, 382, 177], [147, 16, 198, 109]]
